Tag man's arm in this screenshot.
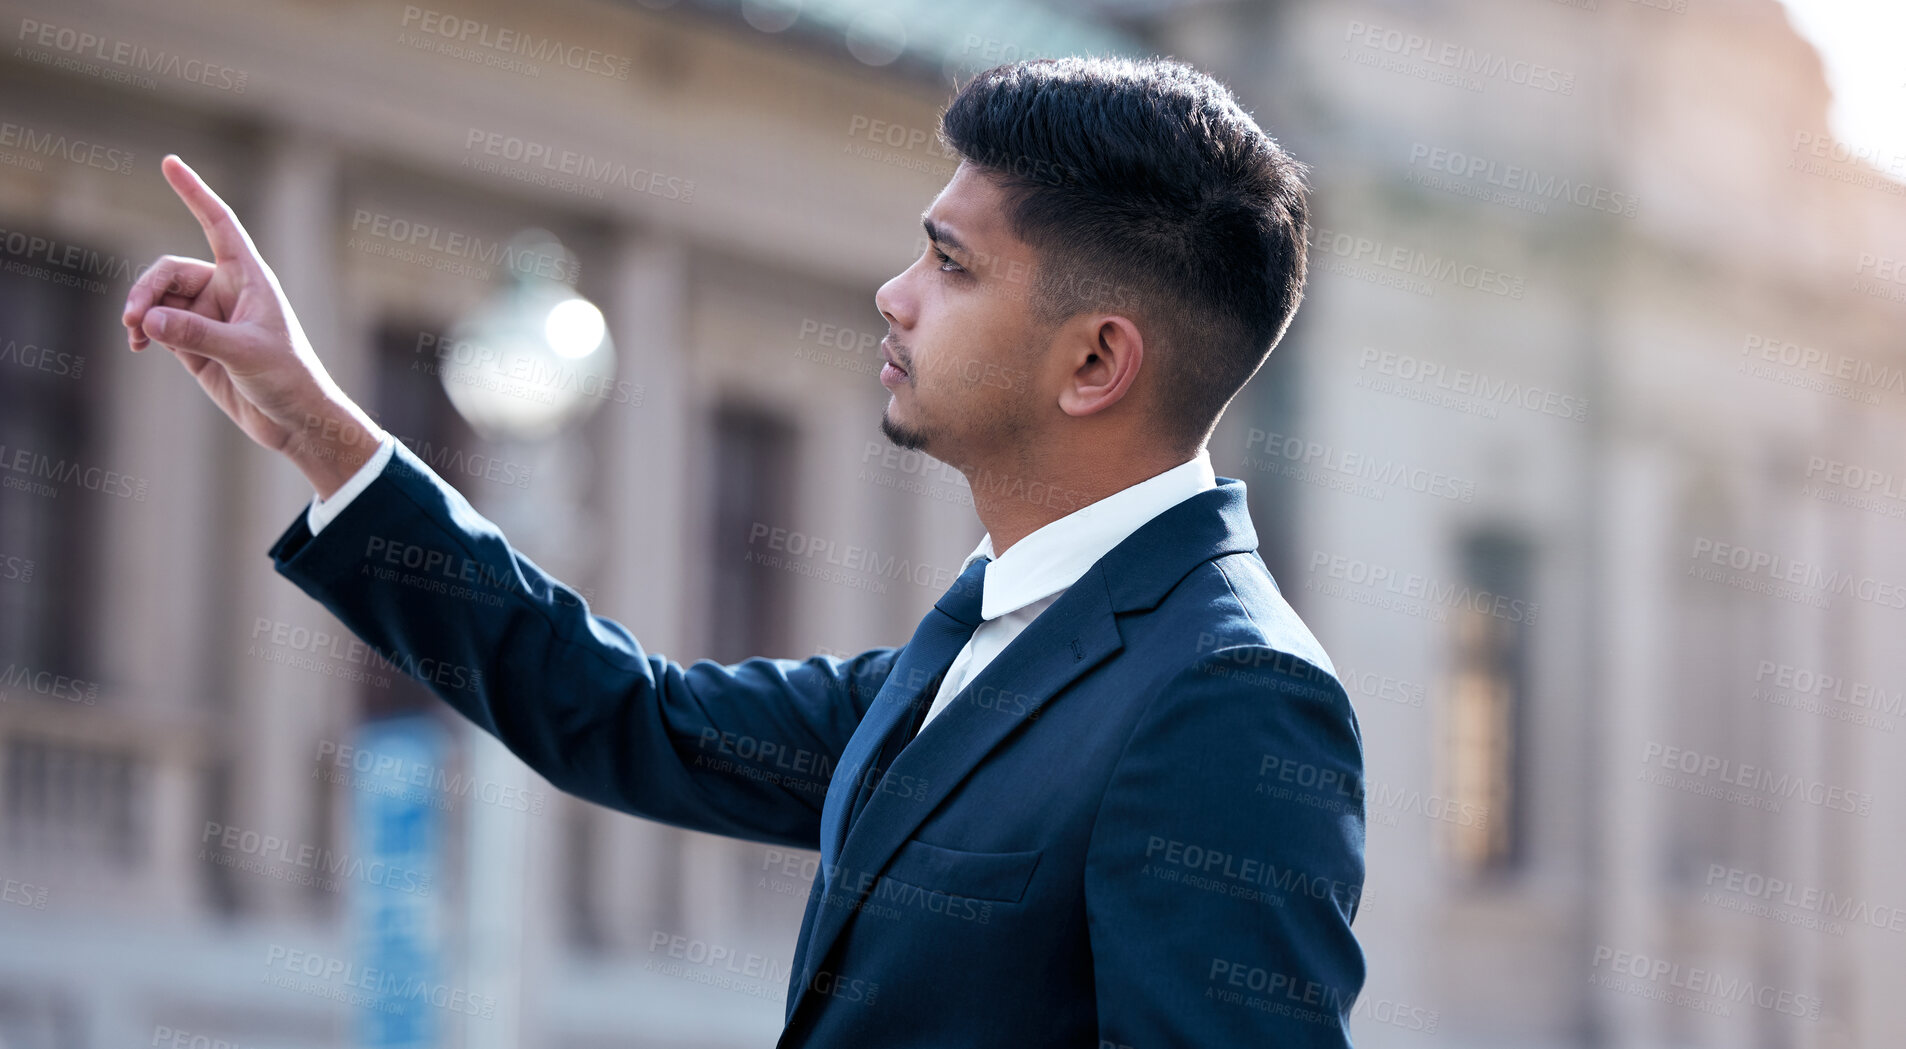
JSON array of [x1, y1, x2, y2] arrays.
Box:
[[123, 155, 893, 847], [1085, 646, 1367, 1048], [272, 438, 894, 845]]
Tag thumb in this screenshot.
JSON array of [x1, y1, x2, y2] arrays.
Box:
[[144, 307, 246, 361]]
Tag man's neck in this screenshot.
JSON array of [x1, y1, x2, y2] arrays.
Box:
[[962, 446, 1198, 557]]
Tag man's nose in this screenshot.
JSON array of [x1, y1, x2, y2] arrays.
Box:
[[874, 263, 914, 330]]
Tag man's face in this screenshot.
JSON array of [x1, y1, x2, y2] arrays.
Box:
[[873, 162, 1049, 463]]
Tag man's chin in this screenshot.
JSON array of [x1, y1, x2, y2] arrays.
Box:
[[879, 408, 932, 452]]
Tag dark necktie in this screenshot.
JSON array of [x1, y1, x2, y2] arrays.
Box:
[[823, 555, 990, 886]]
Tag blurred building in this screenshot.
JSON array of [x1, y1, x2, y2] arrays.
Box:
[[0, 0, 1901, 1047]]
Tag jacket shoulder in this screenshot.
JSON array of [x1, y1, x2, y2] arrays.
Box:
[[1136, 550, 1342, 695]]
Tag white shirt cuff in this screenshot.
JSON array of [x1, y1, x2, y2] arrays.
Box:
[[306, 432, 397, 535]]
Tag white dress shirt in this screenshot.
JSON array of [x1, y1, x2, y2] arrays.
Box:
[[914, 450, 1216, 733], [306, 432, 396, 535], [306, 436, 1218, 736]]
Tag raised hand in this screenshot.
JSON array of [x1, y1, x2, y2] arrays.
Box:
[[123, 155, 384, 498]]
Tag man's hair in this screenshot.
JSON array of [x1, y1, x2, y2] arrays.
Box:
[[940, 55, 1309, 452]]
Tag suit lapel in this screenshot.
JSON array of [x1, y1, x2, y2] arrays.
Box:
[[817, 663, 921, 883]]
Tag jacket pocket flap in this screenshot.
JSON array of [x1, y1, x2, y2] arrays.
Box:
[[882, 840, 1042, 903]]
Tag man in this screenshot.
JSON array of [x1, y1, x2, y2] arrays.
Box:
[[124, 55, 1366, 1048]]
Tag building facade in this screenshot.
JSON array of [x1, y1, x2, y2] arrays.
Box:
[[0, 0, 1900, 1046]]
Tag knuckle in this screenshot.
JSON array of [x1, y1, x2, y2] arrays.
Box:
[[172, 313, 204, 345], [135, 259, 174, 288]]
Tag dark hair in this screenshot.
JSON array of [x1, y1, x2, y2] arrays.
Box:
[[940, 55, 1309, 452]]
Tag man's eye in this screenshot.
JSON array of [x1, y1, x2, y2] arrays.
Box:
[[932, 247, 963, 272]]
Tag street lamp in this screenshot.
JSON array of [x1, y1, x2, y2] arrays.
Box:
[[436, 228, 617, 443], [433, 227, 612, 1049]]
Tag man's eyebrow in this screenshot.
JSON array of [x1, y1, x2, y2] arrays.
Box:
[[922, 215, 969, 257]]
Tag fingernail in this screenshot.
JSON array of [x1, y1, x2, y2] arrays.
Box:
[[147, 312, 168, 337]]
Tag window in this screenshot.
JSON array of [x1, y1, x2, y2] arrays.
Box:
[[1442, 527, 1534, 877], [709, 403, 798, 663], [0, 242, 125, 880], [3, 736, 143, 868], [0, 262, 102, 696]]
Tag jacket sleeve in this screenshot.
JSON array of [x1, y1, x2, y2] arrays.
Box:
[[1085, 644, 1368, 1047], [268, 439, 896, 850]]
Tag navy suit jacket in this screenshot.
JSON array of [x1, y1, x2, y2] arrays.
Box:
[[268, 440, 1368, 1047]]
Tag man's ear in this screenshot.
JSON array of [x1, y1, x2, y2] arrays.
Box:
[[1056, 314, 1143, 418]]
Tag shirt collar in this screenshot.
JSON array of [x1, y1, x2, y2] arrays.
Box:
[[959, 449, 1218, 621]]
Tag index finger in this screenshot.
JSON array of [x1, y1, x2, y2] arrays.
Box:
[[161, 154, 261, 267]]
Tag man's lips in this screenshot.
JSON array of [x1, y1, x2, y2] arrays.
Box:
[[881, 339, 908, 375], [879, 338, 910, 390]]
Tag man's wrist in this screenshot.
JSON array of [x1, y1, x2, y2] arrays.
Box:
[[287, 401, 389, 501]]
